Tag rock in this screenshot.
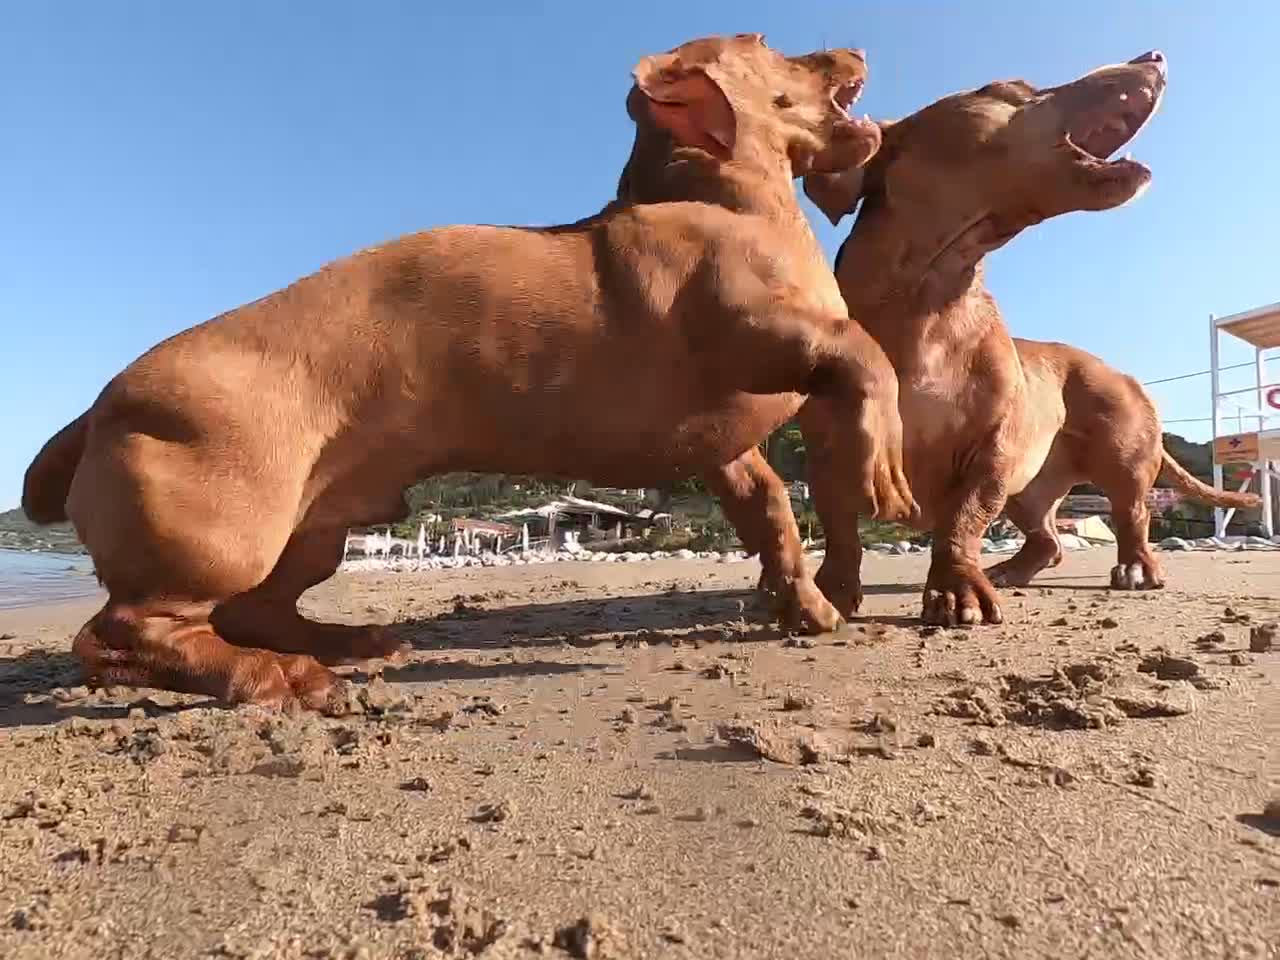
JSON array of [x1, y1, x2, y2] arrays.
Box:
[[460, 695, 507, 718], [969, 736, 997, 756], [1190, 675, 1228, 691], [249, 756, 308, 779], [1196, 630, 1227, 649], [471, 801, 512, 824], [799, 803, 897, 840], [1159, 537, 1192, 551], [783, 636, 817, 649], [912, 800, 941, 824], [1128, 765, 1162, 788], [865, 714, 897, 734], [936, 684, 1007, 727], [782, 692, 815, 712], [425, 887, 508, 956], [356, 678, 413, 717], [553, 914, 622, 959], [1109, 684, 1196, 718], [716, 720, 835, 765], [1249, 622, 1276, 653], [1137, 655, 1201, 680], [1263, 798, 1280, 825]]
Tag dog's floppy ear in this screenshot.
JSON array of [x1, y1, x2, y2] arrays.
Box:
[[802, 166, 869, 226], [633, 54, 736, 160]]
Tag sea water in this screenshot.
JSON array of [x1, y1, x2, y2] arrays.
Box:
[[0, 549, 99, 609]]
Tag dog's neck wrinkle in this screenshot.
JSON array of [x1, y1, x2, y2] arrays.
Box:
[[837, 203, 998, 363], [618, 133, 805, 225], [846, 205, 989, 305]]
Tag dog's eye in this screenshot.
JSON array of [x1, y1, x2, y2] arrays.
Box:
[[773, 93, 794, 109]]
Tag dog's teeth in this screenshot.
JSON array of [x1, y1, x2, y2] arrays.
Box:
[[1123, 152, 1133, 162]]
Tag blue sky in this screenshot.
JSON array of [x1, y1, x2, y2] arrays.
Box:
[[2, 2, 1276, 510]]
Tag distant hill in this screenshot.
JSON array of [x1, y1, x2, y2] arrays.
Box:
[[0, 508, 85, 554]]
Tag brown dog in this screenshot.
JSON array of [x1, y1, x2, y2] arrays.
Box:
[[22, 34, 910, 709], [799, 51, 1203, 625], [612, 45, 914, 634], [984, 341, 1260, 590]]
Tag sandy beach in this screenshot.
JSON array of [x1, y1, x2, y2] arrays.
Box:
[[0, 549, 1276, 959]]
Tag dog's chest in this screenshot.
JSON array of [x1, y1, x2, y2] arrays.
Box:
[[899, 341, 968, 453], [901, 374, 961, 454]]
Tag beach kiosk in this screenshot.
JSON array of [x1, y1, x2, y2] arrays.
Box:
[[1209, 301, 1280, 536]]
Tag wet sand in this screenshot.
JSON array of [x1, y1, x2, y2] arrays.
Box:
[[0, 549, 1276, 959]]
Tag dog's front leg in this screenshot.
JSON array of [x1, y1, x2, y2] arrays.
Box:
[[720, 301, 915, 527], [922, 435, 1010, 626]]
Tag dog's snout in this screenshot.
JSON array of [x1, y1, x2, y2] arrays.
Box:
[[850, 48, 867, 64], [1130, 50, 1166, 72]]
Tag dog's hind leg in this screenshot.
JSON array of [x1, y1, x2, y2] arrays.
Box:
[[704, 448, 840, 633], [986, 491, 1068, 587], [66, 433, 347, 711], [797, 398, 865, 618], [212, 527, 405, 664], [73, 600, 343, 711], [986, 453, 1078, 587], [1102, 486, 1164, 590], [708, 298, 913, 621]]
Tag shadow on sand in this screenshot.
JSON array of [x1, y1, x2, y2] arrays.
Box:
[[1, 583, 925, 728]]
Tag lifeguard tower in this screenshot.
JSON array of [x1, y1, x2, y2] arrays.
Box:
[[1209, 301, 1280, 536]]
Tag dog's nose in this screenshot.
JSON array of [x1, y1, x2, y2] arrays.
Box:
[[1131, 50, 1167, 72]]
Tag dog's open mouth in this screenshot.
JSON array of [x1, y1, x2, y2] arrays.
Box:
[[833, 78, 877, 137], [833, 77, 864, 112], [1065, 73, 1164, 172]]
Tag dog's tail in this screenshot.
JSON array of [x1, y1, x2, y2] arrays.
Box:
[[1159, 448, 1262, 509], [22, 413, 89, 525]]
